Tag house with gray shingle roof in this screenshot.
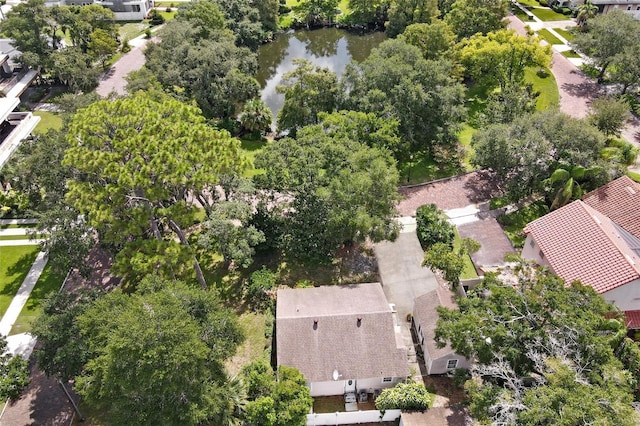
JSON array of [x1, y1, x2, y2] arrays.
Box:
[[276, 283, 409, 397], [522, 200, 640, 320], [412, 286, 471, 374]]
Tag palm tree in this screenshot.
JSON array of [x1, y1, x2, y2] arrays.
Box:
[[240, 98, 273, 135], [576, 0, 598, 28], [544, 163, 597, 210]]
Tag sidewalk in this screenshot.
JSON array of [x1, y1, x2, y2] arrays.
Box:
[[0, 251, 47, 358]]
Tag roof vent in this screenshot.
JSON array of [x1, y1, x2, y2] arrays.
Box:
[[313, 319, 318, 330], [357, 318, 362, 327], [626, 186, 636, 195]]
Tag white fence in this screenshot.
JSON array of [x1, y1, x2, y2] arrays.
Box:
[[307, 409, 401, 425]]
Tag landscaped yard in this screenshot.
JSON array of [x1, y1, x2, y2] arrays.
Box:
[[525, 67, 559, 111], [511, 6, 534, 21], [0, 245, 40, 317], [225, 311, 269, 375], [553, 27, 574, 41], [628, 170, 640, 183], [528, 7, 570, 21], [561, 50, 581, 58], [517, 0, 541, 7], [497, 201, 549, 248], [10, 264, 63, 335], [119, 22, 148, 41], [454, 229, 479, 279], [33, 111, 63, 134], [536, 28, 563, 45]]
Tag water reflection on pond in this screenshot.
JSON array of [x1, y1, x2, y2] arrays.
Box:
[[256, 28, 386, 125]]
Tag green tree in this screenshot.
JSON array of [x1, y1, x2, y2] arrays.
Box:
[[87, 28, 118, 70], [276, 59, 339, 136], [243, 364, 312, 426], [386, 0, 440, 37], [75, 277, 244, 425], [145, 19, 259, 120], [50, 47, 100, 92], [480, 83, 538, 125], [213, 0, 269, 49], [254, 0, 279, 33], [471, 110, 607, 202], [0, 336, 30, 400], [445, 0, 508, 39], [401, 20, 457, 61], [198, 196, 266, 269], [572, 10, 640, 83], [63, 91, 248, 288], [342, 38, 466, 161], [240, 98, 273, 135], [438, 271, 640, 424], [543, 163, 594, 210], [294, 0, 340, 27], [424, 238, 479, 287], [415, 204, 454, 249], [31, 289, 100, 381], [347, 0, 388, 25], [317, 110, 403, 158], [589, 96, 631, 138], [254, 124, 400, 261], [0, 0, 52, 66], [375, 381, 433, 410], [576, 0, 598, 27], [459, 29, 551, 92], [610, 44, 640, 94]]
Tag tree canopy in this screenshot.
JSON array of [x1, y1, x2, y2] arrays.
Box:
[[444, 0, 508, 39], [74, 277, 244, 425], [341, 38, 466, 163], [436, 270, 640, 424], [63, 91, 248, 287], [254, 118, 400, 261]]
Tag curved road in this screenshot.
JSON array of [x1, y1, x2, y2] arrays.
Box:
[[508, 15, 640, 171]]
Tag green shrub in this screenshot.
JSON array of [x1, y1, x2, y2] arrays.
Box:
[[623, 93, 640, 115], [247, 267, 277, 310], [416, 204, 454, 250], [165, 7, 172, 12], [144, 28, 152, 39], [375, 381, 433, 411], [149, 9, 165, 26], [121, 38, 131, 53]]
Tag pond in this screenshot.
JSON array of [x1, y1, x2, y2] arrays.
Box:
[[255, 28, 386, 126]]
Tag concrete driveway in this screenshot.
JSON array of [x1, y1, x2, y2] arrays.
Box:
[[374, 220, 438, 322]]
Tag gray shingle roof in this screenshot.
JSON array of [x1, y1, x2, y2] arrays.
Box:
[[276, 283, 409, 382], [413, 286, 459, 360]]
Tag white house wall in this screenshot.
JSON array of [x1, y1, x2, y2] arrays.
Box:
[[521, 235, 552, 269], [602, 278, 640, 311], [309, 377, 404, 397], [428, 354, 471, 375]]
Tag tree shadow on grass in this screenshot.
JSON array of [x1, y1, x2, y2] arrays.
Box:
[[2, 251, 40, 298]]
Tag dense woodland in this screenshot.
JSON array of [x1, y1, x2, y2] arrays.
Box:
[[0, 0, 640, 424]]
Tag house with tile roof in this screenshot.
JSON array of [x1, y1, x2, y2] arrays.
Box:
[[276, 283, 410, 397], [412, 286, 471, 374], [582, 175, 640, 239], [522, 200, 640, 318]]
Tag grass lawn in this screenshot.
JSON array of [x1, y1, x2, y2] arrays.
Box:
[[528, 7, 571, 21], [119, 22, 147, 41], [33, 111, 63, 134], [399, 155, 463, 185], [524, 67, 559, 111], [0, 246, 40, 318], [536, 28, 563, 45], [10, 264, 63, 335], [0, 224, 37, 230], [453, 229, 479, 279], [512, 7, 534, 21], [497, 201, 549, 248], [241, 137, 267, 177], [628, 170, 640, 183], [561, 50, 581, 58], [458, 124, 476, 171], [225, 312, 269, 375], [158, 11, 177, 21], [553, 27, 574, 41], [0, 235, 45, 241], [517, 0, 540, 7]]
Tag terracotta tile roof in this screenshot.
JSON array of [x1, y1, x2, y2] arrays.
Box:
[[276, 283, 409, 383], [625, 310, 640, 329], [583, 175, 640, 238], [524, 200, 640, 294], [413, 286, 459, 360]]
